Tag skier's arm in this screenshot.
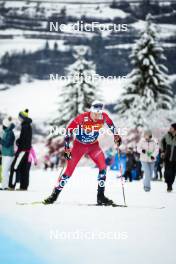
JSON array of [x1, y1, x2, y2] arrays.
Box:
[[103, 113, 122, 145], [64, 114, 83, 149]]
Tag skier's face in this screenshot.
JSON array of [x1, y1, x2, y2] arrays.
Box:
[[90, 112, 101, 122]]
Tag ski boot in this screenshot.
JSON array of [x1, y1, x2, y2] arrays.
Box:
[[97, 186, 114, 206], [43, 188, 61, 204]]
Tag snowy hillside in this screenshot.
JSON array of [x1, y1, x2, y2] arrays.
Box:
[[0, 167, 176, 264], [0, 78, 125, 122]]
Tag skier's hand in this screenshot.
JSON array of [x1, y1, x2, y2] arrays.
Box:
[[64, 148, 72, 160], [114, 134, 122, 146], [142, 149, 146, 154], [151, 156, 155, 161]]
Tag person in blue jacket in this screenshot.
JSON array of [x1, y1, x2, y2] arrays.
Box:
[[0, 117, 15, 190]]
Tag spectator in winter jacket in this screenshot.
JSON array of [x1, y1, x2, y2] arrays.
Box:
[[9, 109, 33, 190], [154, 151, 163, 181], [0, 117, 15, 190], [160, 123, 176, 192], [124, 147, 136, 182], [137, 130, 159, 192]]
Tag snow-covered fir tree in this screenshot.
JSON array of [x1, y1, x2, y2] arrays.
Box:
[[115, 14, 173, 128], [53, 46, 100, 129]]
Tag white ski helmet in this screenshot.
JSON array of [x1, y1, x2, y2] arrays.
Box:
[[90, 100, 104, 113]]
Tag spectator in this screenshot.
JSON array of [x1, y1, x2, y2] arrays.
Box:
[[44, 154, 50, 170], [134, 150, 143, 180], [160, 123, 176, 192], [50, 154, 57, 170], [124, 147, 136, 182], [154, 151, 163, 181], [137, 130, 159, 192], [0, 117, 15, 190], [9, 109, 33, 190]]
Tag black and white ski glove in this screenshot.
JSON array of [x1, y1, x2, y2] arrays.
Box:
[[142, 149, 146, 154], [64, 148, 72, 160]]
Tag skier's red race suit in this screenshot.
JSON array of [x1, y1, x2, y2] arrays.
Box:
[[55, 111, 118, 189]]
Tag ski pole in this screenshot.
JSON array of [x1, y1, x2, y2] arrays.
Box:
[[57, 161, 66, 181], [117, 148, 127, 207]]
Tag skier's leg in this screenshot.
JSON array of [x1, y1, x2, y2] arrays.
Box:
[[44, 141, 86, 204], [55, 141, 86, 191], [88, 142, 106, 184], [88, 143, 113, 205]]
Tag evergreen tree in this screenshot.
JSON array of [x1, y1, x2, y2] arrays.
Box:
[[54, 47, 100, 129], [116, 14, 173, 128], [45, 41, 49, 50]]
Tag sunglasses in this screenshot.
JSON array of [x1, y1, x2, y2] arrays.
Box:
[[92, 104, 103, 109]]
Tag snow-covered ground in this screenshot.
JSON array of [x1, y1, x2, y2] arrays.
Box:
[[0, 167, 176, 264]]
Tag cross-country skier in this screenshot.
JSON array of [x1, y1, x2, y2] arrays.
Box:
[[43, 101, 122, 205]]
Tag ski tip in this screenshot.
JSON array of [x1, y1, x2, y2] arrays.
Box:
[[16, 201, 43, 205]]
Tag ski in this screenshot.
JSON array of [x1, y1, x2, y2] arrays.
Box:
[[79, 203, 127, 208], [16, 202, 165, 209], [16, 201, 126, 207], [16, 201, 44, 205], [78, 203, 165, 209]]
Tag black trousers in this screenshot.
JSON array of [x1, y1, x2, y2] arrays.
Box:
[[124, 170, 133, 182], [164, 161, 176, 187], [9, 151, 31, 190]]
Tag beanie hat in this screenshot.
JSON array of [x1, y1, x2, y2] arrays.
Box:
[[171, 123, 176, 131], [2, 116, 13, 128], [90, 100, 104, 113], [19, 109, 29, 120]]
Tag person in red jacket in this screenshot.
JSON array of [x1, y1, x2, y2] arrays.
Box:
[[43, 101, 122, 205]]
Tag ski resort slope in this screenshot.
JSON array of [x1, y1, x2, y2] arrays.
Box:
[[0, 167, 176, 264]]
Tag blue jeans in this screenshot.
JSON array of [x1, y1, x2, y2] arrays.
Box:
[[141, 162, 155, 191]]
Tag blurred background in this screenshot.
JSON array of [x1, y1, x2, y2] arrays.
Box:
[[0, 0, 176, 164]]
